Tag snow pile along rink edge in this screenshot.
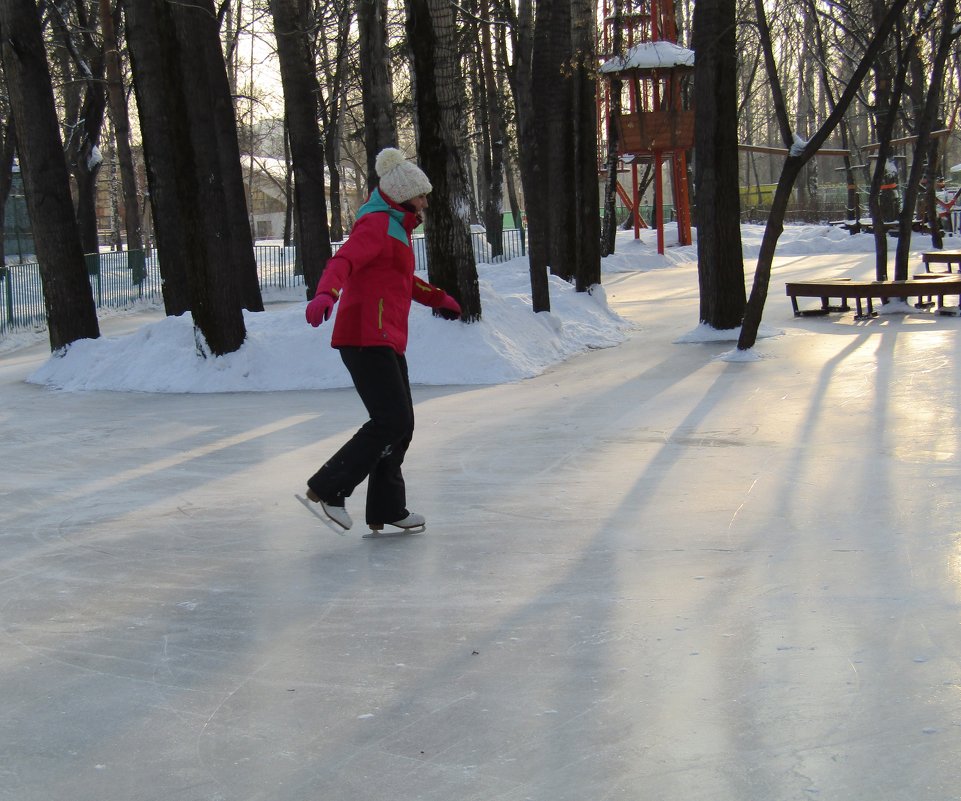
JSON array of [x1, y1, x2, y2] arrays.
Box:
[[27, 258, 632, 393]]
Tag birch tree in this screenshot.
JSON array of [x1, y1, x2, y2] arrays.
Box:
[[406, 0, 481, 321]]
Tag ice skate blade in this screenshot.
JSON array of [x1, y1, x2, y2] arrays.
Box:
[[363, 523, 426, 539], [294, 493, 349, 536]]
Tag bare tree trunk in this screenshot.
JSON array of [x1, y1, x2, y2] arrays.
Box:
[[283, 121, 293, 246], [406, 0, 481, 320], [571, 0, 599, 291], [123, 0, 191, 315], [49, 0, 107, 257], [172, 0, 255, 349], [222, 0, 241, 92], [326, 148, 344, 243], [895, 0, 958, 277], [738, 0, 910, 351], [504, 0, 550, 311], [693, 0, 745, 329], [811, 15, 862, 233], [271, 0, 333, 297], [503, 144, 523, 230], [794, 5, 815, 212], [533, 0, 575, 281], [600, 0, 622, 257], [106, 134, 123, 249], [868, 8, 925, 279], [190, 0, 263, 312], [469, 40, 491, 236], [924, 134, 945, 249], [869, 0, 900, 258], [358, 0, 398, 190], [101, 0, 143, 274], [0, 117, 17, 265], [0, 0, 100, 349], [478, 1, 505, 260], [125, 0, 250, 355], [318, 1, 353, 244]]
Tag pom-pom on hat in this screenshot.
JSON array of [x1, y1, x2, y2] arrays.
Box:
[[375, 147, 432, 203]]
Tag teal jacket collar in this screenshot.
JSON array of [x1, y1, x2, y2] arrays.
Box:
[[357, 188, 417, 245]]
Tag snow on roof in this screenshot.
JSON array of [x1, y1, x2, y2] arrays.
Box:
[[599, 40, 695, 74]]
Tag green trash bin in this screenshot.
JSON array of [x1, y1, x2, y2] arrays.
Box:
[[85, 252, 101, 276], [128, 249, 146, 285]]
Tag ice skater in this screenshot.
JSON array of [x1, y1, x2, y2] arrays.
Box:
[[302, 147, 462, 535]]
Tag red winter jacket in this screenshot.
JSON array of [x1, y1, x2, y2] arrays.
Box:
[[315, 189, 449, 354]]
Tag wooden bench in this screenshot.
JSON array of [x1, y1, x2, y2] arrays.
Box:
[[785, 276, 961, 319], [828, 220, 937, 236], [921, 249, 961, 273]]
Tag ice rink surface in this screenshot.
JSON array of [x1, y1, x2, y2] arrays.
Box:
[[2, 254, 961, 801]]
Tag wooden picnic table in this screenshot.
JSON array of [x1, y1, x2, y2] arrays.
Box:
[[785, 275, 961, 319], [921, 249, 961, 273]]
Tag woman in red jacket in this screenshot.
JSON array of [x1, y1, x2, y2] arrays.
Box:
[[303, 148, 461, 534]]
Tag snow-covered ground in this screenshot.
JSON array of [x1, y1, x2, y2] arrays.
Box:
[[22, 222, 922, 392], [2, 224, 960, 801]]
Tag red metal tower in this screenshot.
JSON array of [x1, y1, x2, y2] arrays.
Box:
[[599, 0, 693, 254]]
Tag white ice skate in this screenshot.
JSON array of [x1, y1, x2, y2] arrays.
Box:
[[295, 490, 353, 533], [363, 511, 426, 538]]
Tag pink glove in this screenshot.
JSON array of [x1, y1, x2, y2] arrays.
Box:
[[306, 292, 335, 327], [437, 293, 461, 320]]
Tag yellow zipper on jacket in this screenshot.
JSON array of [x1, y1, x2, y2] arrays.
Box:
[[378, 298, 385, 331]]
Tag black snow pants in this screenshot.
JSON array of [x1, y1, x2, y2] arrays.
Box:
[[307, 346, 414, 525]]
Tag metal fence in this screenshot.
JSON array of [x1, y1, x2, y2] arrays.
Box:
[[88, 250, 164, 309], [0, 228, 527, 338], [1, 261, 45, 332]]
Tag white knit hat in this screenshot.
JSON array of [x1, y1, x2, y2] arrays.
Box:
[[375, 147, 432, 203]]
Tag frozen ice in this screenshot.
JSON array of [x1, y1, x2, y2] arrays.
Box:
[[2, 227, 961, 800]]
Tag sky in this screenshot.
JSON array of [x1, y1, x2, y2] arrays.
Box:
[[21, 222, 929, 394]]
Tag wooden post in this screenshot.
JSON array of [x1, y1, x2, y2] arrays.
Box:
[[655, 151, 664, 254]]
